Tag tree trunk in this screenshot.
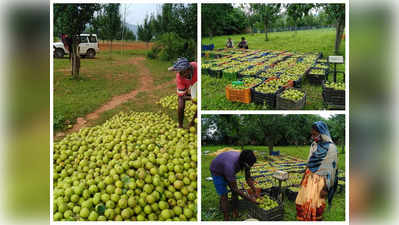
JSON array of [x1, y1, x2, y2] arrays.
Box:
[[335, 21, 345, 54], [268, 143, 274, 155], [71, 37, 80, 80], [110, 39, 113, 61], [264, 23, 269, 41]]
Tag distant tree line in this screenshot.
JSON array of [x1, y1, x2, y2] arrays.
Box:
[[201, 114, 345, 155]]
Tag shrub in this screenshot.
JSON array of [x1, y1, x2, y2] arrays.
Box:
[[147, 32, 196, 61]]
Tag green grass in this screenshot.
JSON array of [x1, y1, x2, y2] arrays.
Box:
[[202, 28, 345, 57], [201, 145, 345, 221], [201, 29, 346, 110], [144, 59, 176, 86], [54, 48, 177, 130]]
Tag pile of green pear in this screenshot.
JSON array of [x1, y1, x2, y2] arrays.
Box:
[[310, 68, 325, 75], [324, 81, 345, 90], [256, 195, 279, 210], [315, 63, 329, 69], [223, 67, 241, 73], [254, 82, 280, 94], [201, 63, 213, 70], [280, 89, 305, 102], [230, 84, 248, 90], [157, 95, 197, 120], [242, 77, 263, 88], [53, 111, 197, 221]]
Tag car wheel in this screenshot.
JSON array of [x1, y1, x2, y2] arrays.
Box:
[[54, 48, 64, 58], [87, 49, 96, 58]]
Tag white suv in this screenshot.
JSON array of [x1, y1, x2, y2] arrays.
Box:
[[53, 34, 100, 58]]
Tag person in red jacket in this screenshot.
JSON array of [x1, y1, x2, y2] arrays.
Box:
[[168, 58, 197, 128]]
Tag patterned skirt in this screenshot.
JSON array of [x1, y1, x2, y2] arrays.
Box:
[[295, 169, 327, 221]]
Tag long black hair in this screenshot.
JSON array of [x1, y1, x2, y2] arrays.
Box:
[[239, 150, 256, 170]]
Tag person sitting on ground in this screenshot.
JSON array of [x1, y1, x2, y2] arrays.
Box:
[[226, 37, 234, 48], [168, 57, 197, 129], [210, 150, 259, 221], [237, 37, 248, 49]]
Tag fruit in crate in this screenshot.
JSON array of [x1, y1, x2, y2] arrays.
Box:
[[267, 79, 285, 87], [324, 81, 345, 90], [315, 63, 329, 69], [201, 63, 213, 69], [242, 77, 263, 88], [241, 67, 260, 76], [254, 82, 280, 94], [310, 68, 325, 75], [257, 71, 276, 78], [230, 83, 248, 90], [280, 89, 305, 102], [223, 67, 241, 73], [256, 195, 279, 210]]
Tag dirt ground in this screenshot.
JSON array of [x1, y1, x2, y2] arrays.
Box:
[[99, 41, 153, 51]]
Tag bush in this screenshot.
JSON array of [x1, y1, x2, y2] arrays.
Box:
[[54, 113, 66, 130], [147, 32, 196, 61]]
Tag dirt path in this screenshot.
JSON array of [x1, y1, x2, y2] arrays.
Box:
[[55, 56, 175, 138]]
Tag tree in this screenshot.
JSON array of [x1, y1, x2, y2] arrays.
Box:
[[103, 4, 122, 57], [286, 4, 314, 33], [249, 4, 281, 41], [202, 4, 247, 37], [137, 15, 153, 46], [323, 4, 345, 54], [251, 115, 287, 155], [54, 4, 101, 79], [328, 114, 345, 153]]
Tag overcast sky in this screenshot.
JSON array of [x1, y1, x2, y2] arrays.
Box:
[[120, 3, 161, 25]]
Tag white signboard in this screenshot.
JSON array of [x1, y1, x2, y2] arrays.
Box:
[[328, 56, 344, 63]]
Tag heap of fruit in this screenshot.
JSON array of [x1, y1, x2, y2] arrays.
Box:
[[157, 95, 197, 119], [53, 112, 197, 221], [315, 63, 329, 69], [258, 71, 276, 79], [254, 82, 280, 94], [242, 77, 263, 88], [280, 89, 305, 102], [256, 195, 279, 210], [230, 82, 247, 90], [324, 81, 345, 90], [309, 68, 325, 75], [201, 63, 213, 70], [223, 66, 241, 74]]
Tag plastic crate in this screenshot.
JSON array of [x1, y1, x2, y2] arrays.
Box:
[[240, 195, 284, 221], [208, 67, 226, 78], [251, 84, 284, 109], [285, 186, 300, 201], [276, 88, 306, 110], [307, 68, 327, 85], [322, 81, 345, 109], [225, 85, 252, 104]]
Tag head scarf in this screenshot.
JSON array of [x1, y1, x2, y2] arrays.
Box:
[[168, 57, 191, 72], [307, 121, 338, 205]]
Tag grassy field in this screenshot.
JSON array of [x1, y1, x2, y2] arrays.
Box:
[[201, 145, 346, 221], [53, 43, 177, 131], [202, 28, 345, 57], [201, 28, 346, 110]]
